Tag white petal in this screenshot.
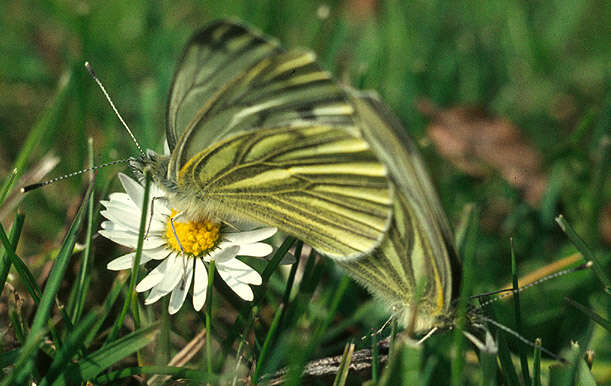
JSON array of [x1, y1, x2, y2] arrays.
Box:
[[217, 259, 262, 285], [101, 193, 132, 207], [144, 285, 165, 305], [106, 252, 153, 271], [102, 203, 167, 235], [100, 220, 131, 232], [154, 254, 185, 294], [98, 230, 138, 248], [223, 227, 277, 245], [192, 259, 208, 311], [238, 242, 273, 257], [206, 245, 240, 263], [135, 258, 170, 292], [100, 208, 141, 231], [144, 246, 173, 260], [119, 173, 144, 209], [107, 192, 132, 204], [98, 230, 166, 249], [105, 199, 140, 217], [168, 260, 193, 314], [223, 277, 254, 301], [140, 254, 184, 303]]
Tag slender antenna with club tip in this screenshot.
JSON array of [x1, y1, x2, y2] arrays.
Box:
[[22, 62, 147, 193], [21, 159, 131, 192], [474, 261, 593, 308], [84, 61, 145, 157]]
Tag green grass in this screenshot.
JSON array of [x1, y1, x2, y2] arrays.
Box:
[[1, 0, 609, 384]]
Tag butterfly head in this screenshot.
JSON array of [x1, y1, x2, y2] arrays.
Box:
[[129, 149, 175, 192]]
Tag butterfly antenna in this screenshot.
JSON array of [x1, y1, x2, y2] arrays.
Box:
[[476, 315, 567, 363], [473, 261, 592, 308], [21, 158, 131, 192], [84, 61, 145, 157]]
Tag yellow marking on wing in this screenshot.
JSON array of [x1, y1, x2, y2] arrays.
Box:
[[263, 51, 316, 79], [220, 169, 293, 189], [288, 163, 387, 176], [274, 138, 370, 160], [312, 103, 355, 116], [313, 185, 393, 205]]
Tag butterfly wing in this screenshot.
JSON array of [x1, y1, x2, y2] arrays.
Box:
[[338, 92, 460, 330], [166, 20, 356, 179], [173, 124, 393, 260]]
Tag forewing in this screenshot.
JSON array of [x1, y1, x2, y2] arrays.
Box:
[[176, 124, 393, 260], [167, 20, 355, 178]]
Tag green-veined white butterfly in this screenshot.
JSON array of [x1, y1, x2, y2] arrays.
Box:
[[129, 20, 394, 260], [337, 91, 462, 333]]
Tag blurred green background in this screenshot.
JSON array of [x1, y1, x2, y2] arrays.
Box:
[[1, 0, 609, 384]]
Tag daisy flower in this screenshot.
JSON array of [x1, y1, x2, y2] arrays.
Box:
[[99, 173, 278, 314]]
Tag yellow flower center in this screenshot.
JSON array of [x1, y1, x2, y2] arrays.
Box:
[[165, 209, 220, 256]]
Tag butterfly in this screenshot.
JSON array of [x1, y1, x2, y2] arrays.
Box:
[[130, 20, 394, 260], [337, 91, 462, 333]]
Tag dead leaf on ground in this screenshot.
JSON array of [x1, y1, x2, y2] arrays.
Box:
[[600, 204, 611, 247], [418, 99, 548, 206], [345, 0, 377, 21]]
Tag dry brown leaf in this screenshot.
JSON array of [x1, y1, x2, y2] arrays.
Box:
[[345, 0, 377, 21], [419, 99, 548, 206], [600, 204, 611, 246]]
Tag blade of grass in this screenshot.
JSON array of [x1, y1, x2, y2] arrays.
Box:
[[0, 349, 19, 369], [371, 329, 379, 383], [564, 297, 610, 331], [0, 219, 77, 347], [510, 239, 530, 385], [8, 288, 27, 344], [156, 297, 171, 365], [0, 168, 18, 206], [332, 342, 354, 386], [39, 307, 103, 386], [70, 137, 96, 323], [1, 218, 81, 334], [223, 236, 295, 355], [491, 310, 520, 386], [283, 248, 322, 330], [0, 211, 25, 295], [479, 340, 498, 386], [206, 259, 215, 379], [105, 170, 151, 345], [532, 338, 542, 386], [0, 222, 42, 303], [278, 240, 302, 326], [555, 214, 609, 292], [84, 272, 129, 347], [451, 205, 478, 386], [316, 275, 351, 338], [12, 180, 94, 384], [549, 330, 595, 386], [286, 275, 351, 386], [253, 303, 284, 383], [52, 323, 159, 386], [0, 328, 48, 386]]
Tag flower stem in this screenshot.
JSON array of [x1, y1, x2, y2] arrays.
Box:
[[205, 259, 216, 381]]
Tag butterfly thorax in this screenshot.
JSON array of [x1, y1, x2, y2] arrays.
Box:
[[130, 150, 230, 225]]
